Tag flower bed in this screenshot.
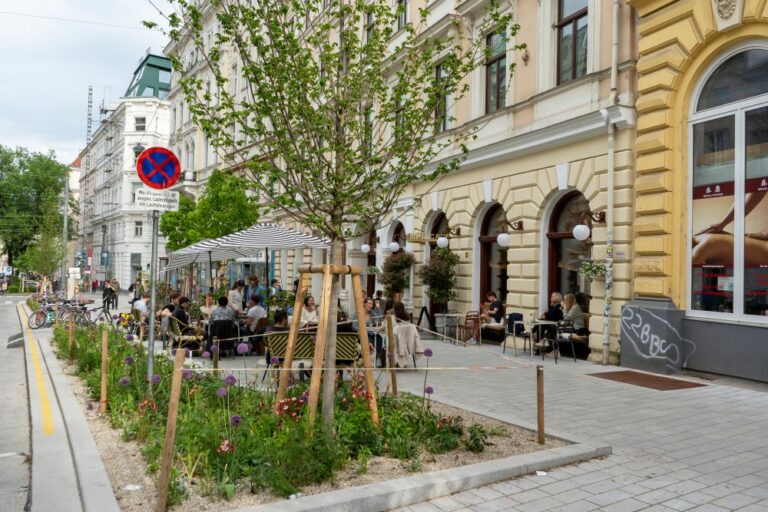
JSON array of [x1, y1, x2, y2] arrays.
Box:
[[52, 326, 521, 507]]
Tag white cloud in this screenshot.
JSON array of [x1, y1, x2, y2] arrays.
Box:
[[0, 0, 173, 163]]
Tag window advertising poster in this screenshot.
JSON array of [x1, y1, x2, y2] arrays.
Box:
[[691, 116, 735, 313], [743, 106, 768, 316]]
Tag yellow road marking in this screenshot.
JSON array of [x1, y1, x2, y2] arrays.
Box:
[[19, 305, 55, 436]]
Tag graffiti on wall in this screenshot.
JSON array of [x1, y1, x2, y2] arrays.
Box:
[[621, 306, 697, 372]]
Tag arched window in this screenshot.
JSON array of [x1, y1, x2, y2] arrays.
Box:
[[479, 204, 508, 301], [392, 222, 406, 250], [547, 192, 592, 305], [689, 46, 768, 321], [428, 212, 449, 258]]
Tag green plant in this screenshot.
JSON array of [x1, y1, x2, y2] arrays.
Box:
[[26, 297, 40, 311], [366, 266, 379, 275], [465, 424, 488, 453], [379, 251, 415, 296], [417, 247, 459, 311], [578, 260, 607, 279]]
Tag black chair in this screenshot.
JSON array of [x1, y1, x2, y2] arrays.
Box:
[[503, 313, 530, 356], [209, 320, 240, 357]]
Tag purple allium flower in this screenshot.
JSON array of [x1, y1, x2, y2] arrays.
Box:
[[424, 348, 433, 358], [425, 386, 434, 395], [271, 356, 280, 365], [171, 348, 177, 356], [223, 374, 237, 386], [181, 368, 193, 380], [119, 376, 130, 387], [216, 387, 227, 397], [210, 344, 219, 353], [125, 334, 134, 341], [124, 356, 134, 365], [230, 414, 242, 428], [202, 351, 211, 359], [237, 342, 249, 355], [151, 374, 161, 384], [112, 314, 119, 320]]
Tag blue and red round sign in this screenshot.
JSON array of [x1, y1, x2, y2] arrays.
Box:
[[136, 147, 181, 190]]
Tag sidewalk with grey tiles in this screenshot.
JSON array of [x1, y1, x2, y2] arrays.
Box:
[[383, 340, 768, 512]]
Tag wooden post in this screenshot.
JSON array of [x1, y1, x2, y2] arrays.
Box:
[[307, 268, 332, 425], [537, 365, 544, 445], [276, 272, 310, 405], [98, 329, 109, 414], [213, 346, 219, 370], [351, 274, 379, 425], [54, 301, 59, 327], [67, 318, 75, 364], [156, 348, 187, 512], [385, 313, 398, 397]]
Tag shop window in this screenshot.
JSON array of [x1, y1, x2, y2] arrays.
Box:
[[479, 204, 508, 301], [547, 192, 592, 308], [689, 47, 768, 320]]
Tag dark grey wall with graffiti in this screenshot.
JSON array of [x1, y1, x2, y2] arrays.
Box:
[[621, 298, 768, 382]]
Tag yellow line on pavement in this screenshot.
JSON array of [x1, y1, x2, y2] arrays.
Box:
[[19, 305, 55, 436]]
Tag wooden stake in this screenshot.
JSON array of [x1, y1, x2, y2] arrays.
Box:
[[351, 274, 379, 425], [67, 318, 75, 365], [54, 301, 59, 328], [307, 268, 332, 425], [276, 272, 310, 405], [156, 348, 187, 512], [537, 365, 544, 445], [98, 329, 109, 414], [385, 313, 398, 397]]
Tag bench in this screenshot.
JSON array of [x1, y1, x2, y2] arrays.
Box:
[[265, 331, 364, 369]]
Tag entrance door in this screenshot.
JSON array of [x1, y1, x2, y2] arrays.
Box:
[[547, 192, 592, 308]]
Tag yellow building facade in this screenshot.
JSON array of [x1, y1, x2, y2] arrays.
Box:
[[627, 0, 768, 381]]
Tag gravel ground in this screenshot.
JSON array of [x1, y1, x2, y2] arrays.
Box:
[[63, 365, 564, 511]]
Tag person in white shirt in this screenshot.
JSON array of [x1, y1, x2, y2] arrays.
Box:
[[245, 295, 268, 333], [228, 280, 245, 314], [300, 296, 319, 329], [133, 292, 151, 318]]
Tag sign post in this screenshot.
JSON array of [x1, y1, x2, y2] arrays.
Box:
[[136, 147, 181, 393]]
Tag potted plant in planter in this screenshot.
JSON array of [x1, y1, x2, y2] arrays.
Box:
[[577, 259, 607, 280], [378, 251, 415, 302], [418, 247, 460, 331]]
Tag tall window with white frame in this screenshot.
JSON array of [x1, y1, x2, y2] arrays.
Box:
[[485, 32, 506, 115], [135, 116, 146, 131], [365, 10, 375, 43], [134, 221, 143, 238], [397, 0, 408, 30], [435, 63, 448, 133], [556, 0, 588, 85], [689, 47, 768, 320]]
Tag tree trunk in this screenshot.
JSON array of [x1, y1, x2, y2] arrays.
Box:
[[321, 239, 344, 426]]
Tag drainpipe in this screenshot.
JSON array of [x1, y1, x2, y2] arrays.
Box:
[[602, 0, 621, 365]]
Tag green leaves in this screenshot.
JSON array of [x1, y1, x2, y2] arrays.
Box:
[[163, 0, 520, 242]]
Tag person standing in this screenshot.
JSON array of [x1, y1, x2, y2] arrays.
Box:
[[128, 278, 143, 305], [228, 280, 245, 315], [102, 280, 116, 312], [111, 279, 120, 309]]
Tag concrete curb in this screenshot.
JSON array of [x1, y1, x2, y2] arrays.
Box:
[[19, 305, 119, 512], [235, 441, 611, 512]]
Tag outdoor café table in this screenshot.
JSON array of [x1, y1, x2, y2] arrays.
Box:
[[508, 320, 559, 361]]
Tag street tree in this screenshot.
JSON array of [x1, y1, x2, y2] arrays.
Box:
[[160, 169, 260, 251], [23, 189, 66, 280], [0, 145, 69, 265], [154, 0, 520, 423]]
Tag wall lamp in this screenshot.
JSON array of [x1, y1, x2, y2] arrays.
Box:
[[573, 210, 606, 241], [360, 235, 380, 254], [496, 219, 525, 248], [436, 226, 461, 249]]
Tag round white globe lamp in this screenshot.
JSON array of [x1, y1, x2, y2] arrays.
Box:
[[388, 241, 400, 252], [360, 243, 370, 254], [496, 232, 511, 248], [436, 236, 449, 249], [572, 224, 591, 241]]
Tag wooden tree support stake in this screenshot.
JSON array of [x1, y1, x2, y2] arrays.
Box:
[[537, 365, 544, 445], [156, 348, 187, 512], [352, 274, 379, 425], [385, 313, 398, 397], [67, 318, 75, 364], [98, 329, 109, 414]]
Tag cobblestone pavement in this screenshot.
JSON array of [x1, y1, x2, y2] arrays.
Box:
[[386, 340, 768, 512]]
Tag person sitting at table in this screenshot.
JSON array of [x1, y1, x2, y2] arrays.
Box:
[[300, 295, 319, 330], [361, 297, 385, 367], [534, 292, 564, 354], [172, 297, 195, 335], [245, 295, 267, 333], [210, 296, 236, 323], [269, 278, 282, 297], [264, 309, 289, 365], [133, 291, 151, 320], [471, 291, 503, 344], [228, 280, 245, 315], [244, 275, 266, 308], [392, 301, 423, 368], [199, 293, 216, 320], [558, 292, 592, 359]]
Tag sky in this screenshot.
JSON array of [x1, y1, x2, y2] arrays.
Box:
[[0, 0, 173, 164]]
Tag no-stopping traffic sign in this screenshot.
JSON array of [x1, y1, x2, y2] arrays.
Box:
[[136, 147, 181, 190]]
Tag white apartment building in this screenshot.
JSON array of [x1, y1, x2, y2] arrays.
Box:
[[79, 54, 172, 289]]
